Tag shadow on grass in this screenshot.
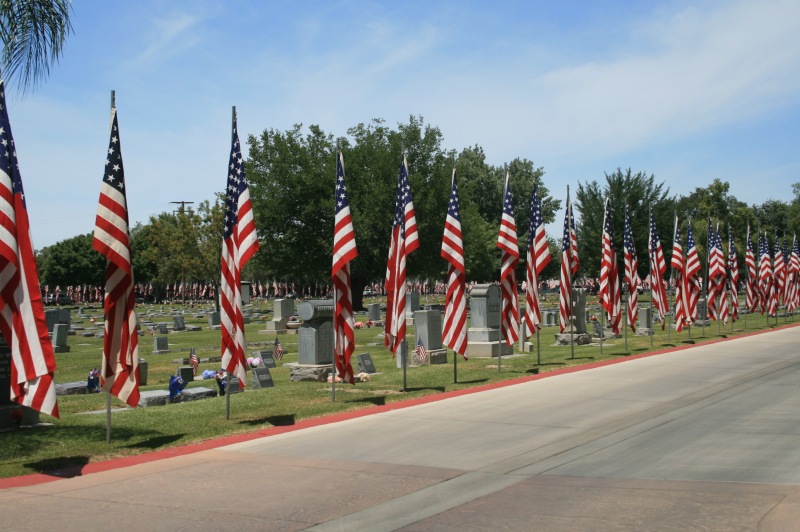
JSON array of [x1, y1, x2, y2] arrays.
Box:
[[24, 456, 90, 478], [567, 356, 595, 361], [537, 362, 567, 366], [125, 433, 187, 450], [405, 386, 446, 393], [681, 340, 696, 345], [348, 396, 386, 406], [454, 378, 489, 384], [240, 414, 296, 427]]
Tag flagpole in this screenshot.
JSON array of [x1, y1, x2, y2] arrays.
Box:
[[600, 306, 604, 355], [105, 89, 115, 445], [702, 218, 709, 339], [332, 142, 338, 403], [624, 293, 628, 352], [568, 186, 575, 360], [453, 347, 457, 384], [536, 327, 541, 366], [225, 105, 236, 421], [668, 209, 677, 343], [649, 206, 654, 347]]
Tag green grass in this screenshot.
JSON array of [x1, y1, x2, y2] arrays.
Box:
[[0, 296, 794, 479]]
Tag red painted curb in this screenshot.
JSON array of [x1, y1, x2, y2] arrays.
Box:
[[2, 321, 796, 489]]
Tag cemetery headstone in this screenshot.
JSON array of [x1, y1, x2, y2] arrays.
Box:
[[250, 367, 274, 389], [0, 332, 40, 427], [405, 291, 421, 319], [414, 310, 443, 350], [52, 323, 70, 353], [262, 298, 294, 333], [241, 281, 252, 305], [297, 300, 334, 365], [592, 319, 604, 338], [208, 311, 221, 327], [157, 324, 169, 335], [640, 307, 653, 329], [260, 351, 276, 368], [153, 336, 169, 354], [178, 366, 194, 383], [368, 303, 382, 323], [357, 353, 376, 374], [572, 289, 587, 334], [173, 315, 185, 331], [467, 284, 511, 357], [139, 359, 148, 385], [227, 376, 241, 394]]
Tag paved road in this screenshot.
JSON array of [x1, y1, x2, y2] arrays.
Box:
[[2, 326, 800, 531]]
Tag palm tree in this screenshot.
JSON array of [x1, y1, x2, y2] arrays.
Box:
[[0, 0, 73, 93]]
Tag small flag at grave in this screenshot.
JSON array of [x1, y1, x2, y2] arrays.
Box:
[[274, 337, 284, 361], [189, 347, 199, 375], [415, 337, 428, 362]]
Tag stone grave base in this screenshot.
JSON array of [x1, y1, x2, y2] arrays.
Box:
[[0, 404, 43, 430], [55, 381, 93, 396], [428, 348, 447, 364], [258, 328, 294, 335], [137, 387, 217, 407], [54, 345, 70, 353], [554, 333, 592, 345], [521, 341, 534, 352], [466, 342, 513, 358], [285, 363, 332, 382], [636, 328, 655, 336]]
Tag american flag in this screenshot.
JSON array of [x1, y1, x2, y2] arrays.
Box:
[[773, 231, 786, 306], [415, 336, 428, 363], [760, 232, 777, 317], [559, 192, 576, 333], [599, 198, 621, 334], [745, 225, 758, 313], [385, 154, 417, 356], [684, 223, 702, 324], [568, 198, 580, 275], [728, 228, 739, 322], [92, 105, 140, 408], [220, 109, 259, 388], [0, 80, 59, 417], [189, 347, 199, 376], [523, 183, 550, 336], [332, 150, 357, 384], [497, 172, 519, 346], [441, 169, 467, 358], [670, 214, 687, 332], [648, 212, 669, 328], [623, 206, 639, 334], [706, 220, 725, 321], [787, 235, 800, 312], [273, 337, 284, 361]]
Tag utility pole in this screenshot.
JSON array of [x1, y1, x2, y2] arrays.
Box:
[[171, 200, 194, 214]]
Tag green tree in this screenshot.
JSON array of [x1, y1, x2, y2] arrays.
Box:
[[0, 0, 73, 93], [37, 233, 105, 288], [575, 168, 674, 279]]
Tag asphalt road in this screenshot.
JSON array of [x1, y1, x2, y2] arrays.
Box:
[[2, 325, 800, 531]]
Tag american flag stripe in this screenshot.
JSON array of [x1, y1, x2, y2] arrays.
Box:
[[684, 223, 702, 323], [220, 110, 257, 388], [399, 154, 419, 254], [497, 172, 519, 346], [441, 169, 467, 356], [599, 198, 621, 334], [332, 150, 357, 384], [670, 214, 687, 331], [559, 192, 574, 333], [92, 106, 140, 408], [623, 206, 639, 334], [524, 183, 549, 336], [728, 228, 739, 322], [385, 155, 415, 355], [648, 212, 669, 327]]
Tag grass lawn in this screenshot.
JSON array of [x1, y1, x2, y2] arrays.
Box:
[[0, 294, 794, 479]]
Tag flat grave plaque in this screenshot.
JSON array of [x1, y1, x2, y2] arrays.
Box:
[[251, 367, 274, 389]]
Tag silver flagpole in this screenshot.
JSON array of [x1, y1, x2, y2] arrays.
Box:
[[105, 89, 116, 445]]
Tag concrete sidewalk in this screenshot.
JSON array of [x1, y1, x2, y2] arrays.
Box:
[[2, 326, 800, 530]]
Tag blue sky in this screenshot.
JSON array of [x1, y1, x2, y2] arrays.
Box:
[[6, 0, 800, 249]]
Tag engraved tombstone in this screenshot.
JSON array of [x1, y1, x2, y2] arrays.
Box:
[[250, 367, 274, 389], [297, 300, 334, 365], [173, 315, 185, 332], [208, 311, 221, 327], [368, 303, 381, 322], [263, 298, 294, 333], [0, 332, 40, 427], [414, 310, 442, 350], [572, 289, 587, 334], [52, 323, 70, 353], [467, 284, 511, 357], [153, 336, 169, 353], [405, 291, 421, 319], [640, 307, 652, 329], [240, 281, 252, 305]]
